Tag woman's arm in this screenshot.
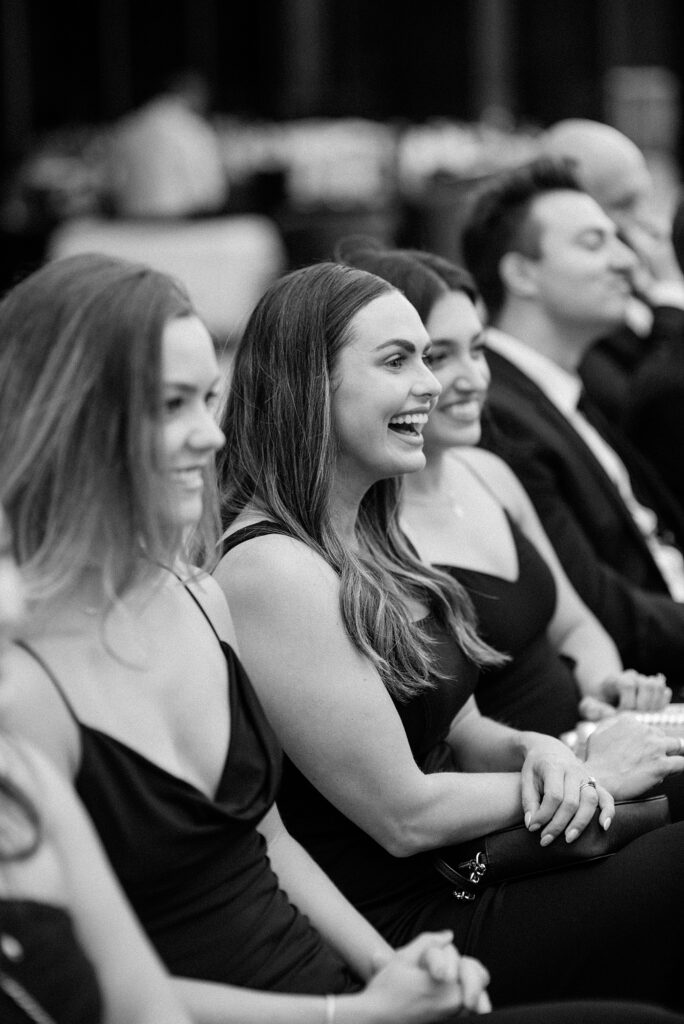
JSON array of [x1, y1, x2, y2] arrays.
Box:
[[461, 448, 669, 710], [215, 536, 604, 852], [258, 803, 391, 982], [176, 933, 491, 1024]]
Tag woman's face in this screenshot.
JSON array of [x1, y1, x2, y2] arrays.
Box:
[[421, 289, 490, 451], [331, 290, 440, 491], [0, 513, 25, 666], [159, 315, 226, 529]]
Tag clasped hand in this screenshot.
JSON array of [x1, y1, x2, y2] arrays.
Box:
[[521, 735, 614, 846], [367, 930, 491, 1020], [585, 715, 684, 800]]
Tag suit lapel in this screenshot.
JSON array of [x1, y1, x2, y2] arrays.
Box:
[[485, 348, 662, 557]]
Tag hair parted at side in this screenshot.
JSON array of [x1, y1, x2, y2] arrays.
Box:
[[337, 240, 505, 676], [461, 157, 582, 321], [0, 253, 219, 613], [219, 261, 499, 701]]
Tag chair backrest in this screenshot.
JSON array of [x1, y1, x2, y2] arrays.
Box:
[[47, 215, 286, 341]]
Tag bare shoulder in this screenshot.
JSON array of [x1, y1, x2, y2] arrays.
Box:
[[0, 643, 79, 778], [215, 530, 339, 608], [215, 532, 339, 626], [453, 447, 528, 513]]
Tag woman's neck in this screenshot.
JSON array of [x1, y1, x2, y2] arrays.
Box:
[[329, 465, 369, 548], [402, 446, 452, 501]]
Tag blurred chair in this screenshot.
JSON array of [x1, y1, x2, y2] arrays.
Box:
[[47, 214, 286, 343]]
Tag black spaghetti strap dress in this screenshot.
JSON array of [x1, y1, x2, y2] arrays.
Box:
[[440, 511, 581, 736], [16, 625, 357, 996], [221, 522, 684, 1012]]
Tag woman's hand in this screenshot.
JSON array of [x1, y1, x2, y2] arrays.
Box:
[[585, 716, 684, 799], [521, 734, 614, 845], [361, 931, 491, 1021], [598, 670, 671, 712]]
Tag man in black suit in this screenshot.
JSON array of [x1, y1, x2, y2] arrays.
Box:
[[539, 119, 684, 428], [461, 159, 684, 693]]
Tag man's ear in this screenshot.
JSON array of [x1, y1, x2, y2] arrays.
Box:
[[499, 251, 539, 299]]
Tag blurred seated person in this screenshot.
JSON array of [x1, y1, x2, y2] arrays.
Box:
[[0, 505, 192, 1024], [107, 70, 228, 220], [539, 118, 684, 426], [461, 158, 684, 697], [626, 193, 684, 512]]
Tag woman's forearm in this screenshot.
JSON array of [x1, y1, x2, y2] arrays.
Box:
[[263, 813, 391, 982], [175, 979, 374, 1024]]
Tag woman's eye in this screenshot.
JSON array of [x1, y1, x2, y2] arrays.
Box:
[[424, 351, 445, 367], [164, 396, 185, 415], [205, 390, 220, 411], [385, 354, 405, 369]]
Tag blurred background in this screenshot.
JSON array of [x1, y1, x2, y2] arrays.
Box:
[[2, 0, 684, 338]]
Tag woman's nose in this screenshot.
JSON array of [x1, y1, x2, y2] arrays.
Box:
[[414, 362, 442, 400], [191, 407, 226, 452]]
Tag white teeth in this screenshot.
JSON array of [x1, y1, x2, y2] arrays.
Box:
[[171, 468, 204, 484], [389, 413, 429, 425]]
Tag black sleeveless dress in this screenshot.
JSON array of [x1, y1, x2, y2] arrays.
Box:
[[220, 522, 684, 1012], [17, 618, 358, 996], [440, 511, 581, 736], [0, 899, 102, 1023]]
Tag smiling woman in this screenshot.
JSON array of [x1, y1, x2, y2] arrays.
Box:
[[215, 258, 684, 1012]]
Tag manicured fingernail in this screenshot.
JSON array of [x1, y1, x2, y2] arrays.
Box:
[[540, 834, 554, 847], [528, 821, 541, 832], [566, 829, 578, 843], [524, 811, 531, 828], [603, 817, 612, 831]]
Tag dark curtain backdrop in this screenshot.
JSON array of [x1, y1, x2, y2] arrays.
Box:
[[2, 0, 683, 162]]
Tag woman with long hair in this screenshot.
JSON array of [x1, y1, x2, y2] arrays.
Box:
[[0, 505, 193, 1024], [215, 259, 684, 1011], [337, 240, 684, 812], [0, 252, 506, 1024]]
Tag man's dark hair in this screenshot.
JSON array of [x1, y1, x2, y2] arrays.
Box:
[[461, 158, 582, 321]]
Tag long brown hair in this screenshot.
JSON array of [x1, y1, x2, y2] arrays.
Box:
[[219, 262, 501, 701], [0, 254, 220, 613]]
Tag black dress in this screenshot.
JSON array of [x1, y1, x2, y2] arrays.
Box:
[[222, 522, 684, 1012], [16, 632, 357, 996], [439, 511, 580, 736], [0, 900, 103, 1023]]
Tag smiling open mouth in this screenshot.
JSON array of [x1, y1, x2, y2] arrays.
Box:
[[388, 413, 428, 436]]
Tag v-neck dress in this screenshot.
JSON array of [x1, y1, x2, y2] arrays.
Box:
[[16, 615, 358, 995], [439, 511, 581, 736]]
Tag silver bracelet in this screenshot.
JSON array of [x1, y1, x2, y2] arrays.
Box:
[[325, 993, 337, 1024]]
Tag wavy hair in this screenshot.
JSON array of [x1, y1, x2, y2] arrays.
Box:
[[0, 253, 220, 614], [219, 262, 500, 701]]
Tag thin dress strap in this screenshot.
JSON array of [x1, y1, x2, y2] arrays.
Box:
[[450, 451, 510, 507], [13, 639, 80, 725], [167, 571, 225, 646], [220, 520, 295, 557]]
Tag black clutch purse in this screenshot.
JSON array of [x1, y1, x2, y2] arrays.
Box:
[[434, 794, 670, 900]]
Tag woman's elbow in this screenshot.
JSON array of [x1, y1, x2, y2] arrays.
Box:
[[373, 813, 435, 858]]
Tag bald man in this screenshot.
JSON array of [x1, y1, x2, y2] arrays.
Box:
[[539, 119, 684, 431]]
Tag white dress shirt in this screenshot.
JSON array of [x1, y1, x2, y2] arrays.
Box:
[[486, 327, 684, 601]]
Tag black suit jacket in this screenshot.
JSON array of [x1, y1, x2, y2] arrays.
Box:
[[482, 346, 684, 692], [625, 333, 684, 514]]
